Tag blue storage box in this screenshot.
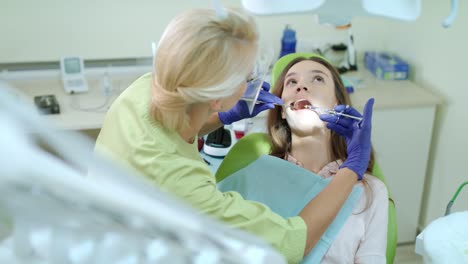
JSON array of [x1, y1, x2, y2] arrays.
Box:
[[365, 52, 409, 80]]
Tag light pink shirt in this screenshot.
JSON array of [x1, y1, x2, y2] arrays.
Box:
[[285, 155, 389, 264]]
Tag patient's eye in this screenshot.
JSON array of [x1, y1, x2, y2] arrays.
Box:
[[312, 75, 325, 83], [285, 78, 297, 87]]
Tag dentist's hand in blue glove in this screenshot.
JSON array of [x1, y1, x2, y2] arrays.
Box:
[[218, 82, 283, 125], [319, 98, 375, 180]]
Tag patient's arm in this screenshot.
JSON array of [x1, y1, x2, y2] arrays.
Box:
[[299, 99, 375, 255], [299, 167, 358, 256], [355, 176, 389, 263]]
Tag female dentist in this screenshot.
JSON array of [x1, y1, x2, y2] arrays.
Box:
[[95, 8, 374, 264]]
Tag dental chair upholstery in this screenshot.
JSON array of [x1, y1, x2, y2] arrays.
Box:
[[215, 133, 397, 263]]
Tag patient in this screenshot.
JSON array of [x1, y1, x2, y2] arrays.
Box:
[[267, 54, 389, 263]]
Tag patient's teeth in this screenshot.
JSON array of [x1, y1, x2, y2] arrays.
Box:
[[292, 99, 312, 110]]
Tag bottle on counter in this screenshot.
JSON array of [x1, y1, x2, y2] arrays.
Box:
[[279, 25, 296, 59]]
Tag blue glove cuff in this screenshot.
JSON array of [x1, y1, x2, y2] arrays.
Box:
[[218, 112, 234, 125]]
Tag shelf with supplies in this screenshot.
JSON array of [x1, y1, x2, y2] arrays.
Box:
[[2, 70, 147, 131], [342, 69, 441, 109]]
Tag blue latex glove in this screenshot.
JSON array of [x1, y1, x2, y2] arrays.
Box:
[[319, 98, 375, 180], [218, 82, 283, 125]]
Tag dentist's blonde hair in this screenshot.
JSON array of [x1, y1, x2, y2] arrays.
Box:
[[151, 8, 258, 132]]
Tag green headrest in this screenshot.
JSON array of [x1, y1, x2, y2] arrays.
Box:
[[271, 52, 330, 91]]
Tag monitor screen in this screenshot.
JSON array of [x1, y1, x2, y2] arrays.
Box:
[[64, 58, 82, 74]]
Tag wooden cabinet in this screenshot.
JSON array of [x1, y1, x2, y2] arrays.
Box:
[[372, 106, 436, 243]]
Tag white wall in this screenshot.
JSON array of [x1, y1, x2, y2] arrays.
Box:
[[352, 1, 468, 228], [0, 0, 347, 63], [0, 0, 209, 63], [2, 0, 466, 230]]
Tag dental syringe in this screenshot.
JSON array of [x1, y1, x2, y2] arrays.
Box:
[[242, 98, 363, 122]]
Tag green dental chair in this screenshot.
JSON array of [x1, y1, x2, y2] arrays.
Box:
[[215, 53, 397, 263], [215, 133, 397, 263]]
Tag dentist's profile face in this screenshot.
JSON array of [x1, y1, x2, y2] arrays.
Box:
[[217, 80, 248, 112], [218, 67, 254, 112], [281, 60, 337, 133]]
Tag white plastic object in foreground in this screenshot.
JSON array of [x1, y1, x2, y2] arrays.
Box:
[[0, 87, 286, 264], [415, 211, 468, 263]]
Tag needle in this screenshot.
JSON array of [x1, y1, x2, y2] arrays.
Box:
[[294, 99, 362, 121], [308, 106, 363, 122]]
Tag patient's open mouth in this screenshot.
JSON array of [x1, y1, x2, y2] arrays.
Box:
[[291, 99, 313, 110]]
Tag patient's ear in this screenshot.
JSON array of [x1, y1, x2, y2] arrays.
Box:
[[281, 109, 286, 119]]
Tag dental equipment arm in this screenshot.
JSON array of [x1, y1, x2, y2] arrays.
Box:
[[442, 0, 459, 28], [241, 0, 421, 26]]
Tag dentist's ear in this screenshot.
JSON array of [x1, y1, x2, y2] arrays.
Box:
[[210, 99, 223, 112]]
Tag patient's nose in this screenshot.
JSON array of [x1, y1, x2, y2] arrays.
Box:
[[296, 86, 309, 92]]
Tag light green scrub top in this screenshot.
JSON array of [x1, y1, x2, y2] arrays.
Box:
[[95, 73, 307, 263]]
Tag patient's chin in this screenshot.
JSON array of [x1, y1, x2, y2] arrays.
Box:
[[290, 122, 325, 135], [285, 110, 325, 134]]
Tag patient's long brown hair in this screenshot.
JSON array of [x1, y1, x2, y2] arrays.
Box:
[[267, 57, 375, 212], [267, 56, 375, 173]]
